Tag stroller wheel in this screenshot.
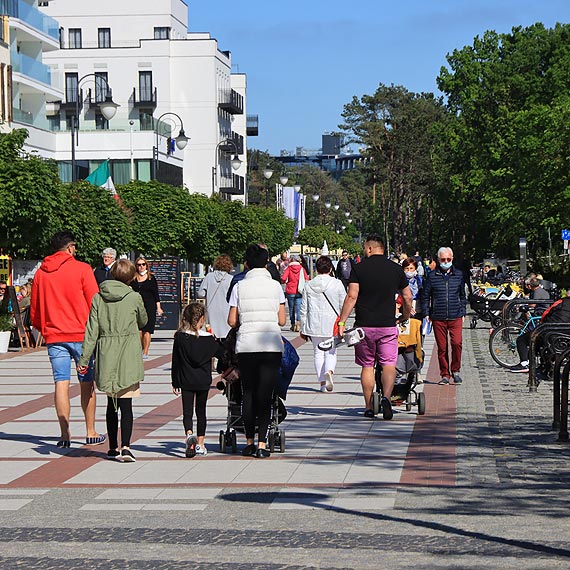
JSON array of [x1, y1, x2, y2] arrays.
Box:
[[231, 430, 237, 453], [219, 430, 226, 453], [406, 401, 412, 412], [371, 391, 380, 416], [268, 430, 276, 453], [418, 392, 426, 415], [470, 318, 477, 329], [279, 430, 286, 453]]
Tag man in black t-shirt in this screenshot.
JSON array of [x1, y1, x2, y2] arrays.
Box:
[[338, 234, 412, 420]]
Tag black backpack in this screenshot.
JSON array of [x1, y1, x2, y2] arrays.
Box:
[[541, 298, 570, 324]]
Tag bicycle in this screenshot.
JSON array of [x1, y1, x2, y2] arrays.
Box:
[[488, 310, 541, 369]]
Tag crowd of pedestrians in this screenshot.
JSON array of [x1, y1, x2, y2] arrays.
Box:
[[21, 229, 479, 462]]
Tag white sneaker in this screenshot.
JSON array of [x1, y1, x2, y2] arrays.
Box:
[[320, 384, 327, 392], [195, 444, 208, 456], [416, 372, 424, 384], [324, 371, 334, 392]]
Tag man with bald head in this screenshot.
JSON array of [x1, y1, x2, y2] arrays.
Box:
[[421, 246, 467, 385]]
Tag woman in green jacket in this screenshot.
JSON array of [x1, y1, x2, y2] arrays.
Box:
[[78, 259, 147, 462]]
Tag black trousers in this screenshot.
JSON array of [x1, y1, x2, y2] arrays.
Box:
[[517, 329, 532, 363], [106, 397, 133, 449], [237, 352, 281, 444], [181, 389, 209, 436]]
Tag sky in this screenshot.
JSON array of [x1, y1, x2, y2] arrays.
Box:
[[187, 0, 570, 155]]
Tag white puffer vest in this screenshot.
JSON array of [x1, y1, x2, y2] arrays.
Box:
[[235, 268, 284, 354]]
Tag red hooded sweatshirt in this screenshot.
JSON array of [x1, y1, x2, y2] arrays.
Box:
[[30, 251, 99, 344], [281, 261, 309, 295]]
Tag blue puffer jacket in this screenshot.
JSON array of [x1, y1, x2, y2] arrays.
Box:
[[421, 265, 466, 321]]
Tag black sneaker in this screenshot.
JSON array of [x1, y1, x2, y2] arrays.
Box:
[[452, 373, 463, 384], [381, 397, 393, 420], [242, 444, 257, 457], [364, 409, 375, 419], [438, 377, 450, 385], [185, 434, 198, 458], [121, 448, 136, 463], [510, 363, 530, 373], [107, 449, 120, 460]]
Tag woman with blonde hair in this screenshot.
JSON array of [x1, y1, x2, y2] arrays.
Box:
[[131, 257, 163, 359], [198, 254, 233, 341]]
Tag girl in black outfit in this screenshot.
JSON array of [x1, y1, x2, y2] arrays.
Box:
[[171, 303, 223, 458]]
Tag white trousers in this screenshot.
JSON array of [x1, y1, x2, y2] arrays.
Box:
[[311, 336, 337, 383]]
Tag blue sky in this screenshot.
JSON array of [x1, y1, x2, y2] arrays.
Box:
[[187, 0, 570, 155]]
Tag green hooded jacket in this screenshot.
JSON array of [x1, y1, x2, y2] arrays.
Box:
[[79, 280, 148, 396]]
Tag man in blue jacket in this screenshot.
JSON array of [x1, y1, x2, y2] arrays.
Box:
[[421, 247, 467, 385]]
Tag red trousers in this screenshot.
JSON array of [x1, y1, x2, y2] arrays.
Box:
[[432, 318, 463, 378]]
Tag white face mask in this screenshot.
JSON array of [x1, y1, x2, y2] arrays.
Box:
[[405, 270, 417, 278]]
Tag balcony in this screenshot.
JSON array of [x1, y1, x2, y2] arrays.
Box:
[[132, 86, 157, 109], [220, 174, 245, 196], [11, 49, 51, 86], [1, 0, 59, 42], [59, 88, 83, 113], [218, 88, 243, 115], [247, 114, 258, 136]]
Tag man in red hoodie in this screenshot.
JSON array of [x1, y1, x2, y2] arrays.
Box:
[[31, 231, 105, 449]]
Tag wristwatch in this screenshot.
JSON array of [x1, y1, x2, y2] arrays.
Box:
[[338, 321, 345, 326]]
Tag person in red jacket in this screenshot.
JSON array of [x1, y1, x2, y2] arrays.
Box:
[[281, 255, 309, 332], [31, 231, 105, 449]]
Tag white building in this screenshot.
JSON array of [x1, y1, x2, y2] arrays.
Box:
[[1, 0, 62, 146], [37, 0, 253, 200]]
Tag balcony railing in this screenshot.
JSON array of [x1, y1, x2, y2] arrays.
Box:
[[132, 86, 157, 109], [247, 114, 259, 136], [12, 107, 50, 130], [10, 48, 51, 86], [0, 0, 59, 41], [220, 174, 245, 196], [218, 88, 243, 115]]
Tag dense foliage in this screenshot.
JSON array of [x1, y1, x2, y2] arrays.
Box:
[[0, 131, 294, 265]]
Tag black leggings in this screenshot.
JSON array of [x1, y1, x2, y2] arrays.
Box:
[[106, 397, 133, 449], [181, 389, 209, 436], [237, 352, 281, 444]]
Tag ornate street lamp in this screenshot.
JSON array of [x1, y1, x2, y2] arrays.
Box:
[[153, 112, 189, 181]]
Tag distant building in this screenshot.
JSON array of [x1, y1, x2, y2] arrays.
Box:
[[275, 132, 362, 180]]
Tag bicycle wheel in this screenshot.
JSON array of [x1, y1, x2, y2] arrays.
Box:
[[489, 323, 523, 368]]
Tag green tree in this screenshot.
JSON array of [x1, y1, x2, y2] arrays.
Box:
[[339, 84, 447, 254], [436, 23, 570, 259], [0, 130, 67, 258]]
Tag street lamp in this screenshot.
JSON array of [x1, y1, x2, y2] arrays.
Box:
[[71, 73, 119, 182], [334, 204, 340, 211], [212, 138, 242, 194], [263, 166, 274, 207], [345, 211, 350, 218], [294, 182, 301, 193], [153, 112, 189, 181], [324, 201, 331, 209], [280, 174, 289, 186]]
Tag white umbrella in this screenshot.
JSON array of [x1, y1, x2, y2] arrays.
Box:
[[321, 240, 329, 256]]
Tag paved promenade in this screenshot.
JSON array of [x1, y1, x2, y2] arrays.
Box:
[[0, 320, 570, 569]]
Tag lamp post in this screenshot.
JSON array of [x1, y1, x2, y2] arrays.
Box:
[[71, 73, 119, 182], [153, 112, 189, 181], [212, 138, 242, 195], [263, 166, 274, 207]]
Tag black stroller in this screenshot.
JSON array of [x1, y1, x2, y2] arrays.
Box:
[[468, 284, 518, 329], [217, 332, 298, 453], [372, 319, 426, 416]]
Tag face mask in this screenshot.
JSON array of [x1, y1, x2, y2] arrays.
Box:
[[440, 261, 452, 270], [405, 271, 417, 278]]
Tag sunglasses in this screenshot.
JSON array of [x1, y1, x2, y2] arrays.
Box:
[[439, 258, 452, 262], [137, 263, 147, 266]]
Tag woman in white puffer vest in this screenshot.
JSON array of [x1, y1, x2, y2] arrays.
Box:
[[227, 244, 286, 458], [300, 256, 346, 393]]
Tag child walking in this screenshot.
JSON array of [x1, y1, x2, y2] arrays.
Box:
[[78, 259, 148, 462], [172, 302, 223, 457]]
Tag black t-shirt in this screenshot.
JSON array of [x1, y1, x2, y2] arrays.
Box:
[[349, 254, 409, 327]]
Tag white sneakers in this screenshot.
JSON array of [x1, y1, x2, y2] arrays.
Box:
[[195, 444, 208, 456], [324, 371, 334, 392]]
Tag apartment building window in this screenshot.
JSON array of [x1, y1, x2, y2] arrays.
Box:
[[39, 1, 48, 6], [65, 73, 79, 103], [95, 112, 109, 130], [98, 28, 111, 49], [154, 27, 170, 40], [94, 71, 108, 103], [48, 115, 61, 132], [139, 71, 153, 101], [68, 28, 82, 49]]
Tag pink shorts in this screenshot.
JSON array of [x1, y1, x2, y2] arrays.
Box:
[[354, 326, 398, 368]]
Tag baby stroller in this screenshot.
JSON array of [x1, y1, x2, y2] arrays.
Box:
[[469, 284, 519, 329], [372, 319, 426, 416], [217, 332, 298, 453]]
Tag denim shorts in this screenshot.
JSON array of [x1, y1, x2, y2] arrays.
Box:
[[47, 342, 94, 383], [354, 327, 398, 368]]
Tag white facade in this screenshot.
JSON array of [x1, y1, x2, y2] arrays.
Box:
[[3, 0, 62, 150], [38, 0, 249, 199]]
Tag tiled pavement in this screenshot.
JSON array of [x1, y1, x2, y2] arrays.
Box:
[[1, 320, 570, 568]]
